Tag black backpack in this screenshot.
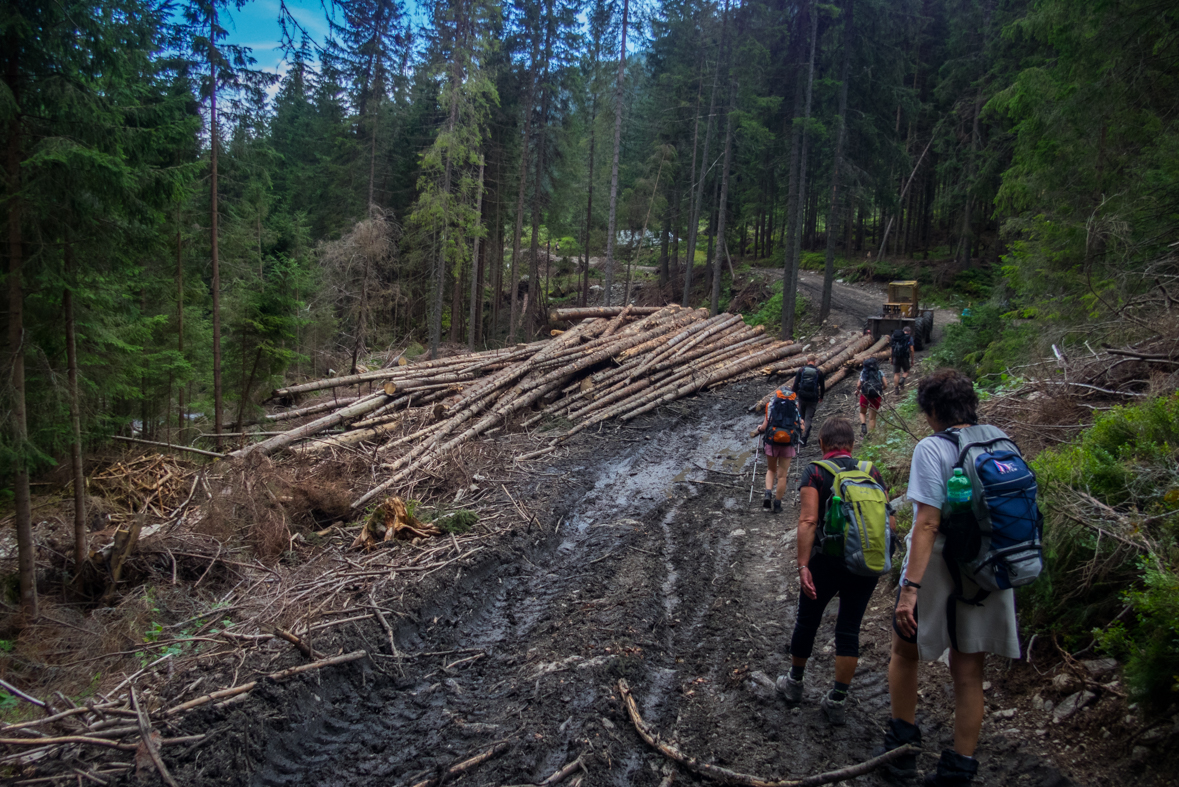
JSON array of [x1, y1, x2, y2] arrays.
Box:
[[890, 329, 909, 360], [765, 388, 802, 445], [797, 366, 821, 400], [860, 359, 884, 398]]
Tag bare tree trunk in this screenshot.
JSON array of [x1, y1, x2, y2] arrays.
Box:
[[658, 204, 671, 290], [209, 11, 224, 453], [782, 0, 817, 339], [684, 6, 729, 305], [528, 24, 553, 338], [468, 159, 486, 350], [820, 0, 854, 323], [432, 79, 460, 357], [491, 178, 503, 338], [176, 204, 185, 434], [64, 243, 86, 572], [602, 0, 629, 307], [711, 73, 737, 316], [508, 38, 539, 342], [679, 61, 704, 301], [5, 47, 35, 616], [581, 111, 596, 307]]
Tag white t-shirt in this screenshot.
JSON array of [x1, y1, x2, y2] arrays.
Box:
[[902, 432, 1021, 659]]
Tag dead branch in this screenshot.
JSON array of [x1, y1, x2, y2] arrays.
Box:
[[618, 679, 916, 787]]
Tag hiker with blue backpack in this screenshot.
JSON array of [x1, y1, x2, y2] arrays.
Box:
[[754, 386, 804, 513], [878, 369, 1043, 787], [776, 417, 895, 725]]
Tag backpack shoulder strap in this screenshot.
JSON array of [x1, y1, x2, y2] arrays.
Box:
[[811, 459, 841, 476]]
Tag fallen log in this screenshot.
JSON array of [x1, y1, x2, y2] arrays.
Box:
[[818, 334, 874, 375], [232, 393, 389, 459], [549, 305, 663, 321], [263, 396, 362, 422], [618, 679, 916, 787]]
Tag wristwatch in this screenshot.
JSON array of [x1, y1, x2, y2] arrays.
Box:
[[900, 577, 922, 589]]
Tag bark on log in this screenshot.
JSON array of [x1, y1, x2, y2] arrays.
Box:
[[549, 306, 663, 321], [233, 394, 389, 458], [818, 334, 874, 375]]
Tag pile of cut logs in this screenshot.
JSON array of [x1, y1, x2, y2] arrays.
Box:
[[238, 306, 885, 506]]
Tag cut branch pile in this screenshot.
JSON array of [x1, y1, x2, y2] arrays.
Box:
[[225, 307, 868, 506]]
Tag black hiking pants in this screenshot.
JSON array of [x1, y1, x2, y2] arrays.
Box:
[[799, 399, 819, 442], [790, 554, 879, 659]]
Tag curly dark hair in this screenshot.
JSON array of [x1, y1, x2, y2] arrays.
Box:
[[818, 416, 856, 452], [916, 369, 978, 427]]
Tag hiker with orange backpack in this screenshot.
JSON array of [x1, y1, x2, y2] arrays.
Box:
[[754, 386, 804, 514]]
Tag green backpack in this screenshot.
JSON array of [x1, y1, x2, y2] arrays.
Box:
[[813, 459, 892, 577]]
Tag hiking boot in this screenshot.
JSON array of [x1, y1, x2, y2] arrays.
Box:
[[763, 490, 773, 510], [874, 718, 922, 783], [820, 690, 847, 725], [772, 498, 782, 514], [922, 749, 978, 787], [860, 423, 868, 436], [775, 673, 803, 703]]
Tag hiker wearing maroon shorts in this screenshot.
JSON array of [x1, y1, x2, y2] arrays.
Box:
[[856, 357, 888, 435]]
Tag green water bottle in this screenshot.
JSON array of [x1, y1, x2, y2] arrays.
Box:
[[823, 495, 847, 556], [946, 468, 972, 513]]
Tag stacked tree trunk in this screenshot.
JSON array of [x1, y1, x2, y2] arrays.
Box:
[[231, 307, 884, 505]]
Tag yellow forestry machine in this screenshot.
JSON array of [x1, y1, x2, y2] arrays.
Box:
[[866, 280, 935, 351]]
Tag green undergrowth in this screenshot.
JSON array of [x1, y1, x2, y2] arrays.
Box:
[[743, 280, 809, 332], [925, 303, 1037, 386], [1026, 394, 1179, 710]]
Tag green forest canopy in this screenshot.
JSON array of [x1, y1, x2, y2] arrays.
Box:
[[3, 0, 1177, 482]]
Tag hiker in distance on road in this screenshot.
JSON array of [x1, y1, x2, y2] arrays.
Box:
[[891, 326, 915, 392], [792, 355, 825, 446], [754, 386, 804, 514], [878, 369, 1043, 787], [856, 356, 888, 436], [777, 417, 895, 726]]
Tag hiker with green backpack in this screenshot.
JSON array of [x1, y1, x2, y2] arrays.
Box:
[[877, 369, 1042, 787], [776, 416, 895, 725]]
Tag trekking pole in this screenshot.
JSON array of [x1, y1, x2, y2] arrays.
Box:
[[748, 431, 759, 504]]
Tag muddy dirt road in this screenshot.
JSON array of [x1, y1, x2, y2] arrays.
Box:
[[163, 284, 1082, 787]]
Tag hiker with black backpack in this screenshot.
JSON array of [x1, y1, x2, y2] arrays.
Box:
[[776, 417, 895, 725], [792, 355, 825, 446], [891, 326, 914, 391], [856, 356, 888, 436], [754, 387, 804, 514], [877, 369, 1042, 787]]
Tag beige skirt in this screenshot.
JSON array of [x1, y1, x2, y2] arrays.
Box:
[[913, 533, 1022, 660]]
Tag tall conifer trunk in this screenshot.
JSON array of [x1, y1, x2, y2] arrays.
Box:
[[820, 0, 854, 322], [684, 4, 729, 305], [65, 243, 86, 572], [711, 72, 737, 316], [602, 0, 629, 306], [6, 46, 35, 616], [508, 24, 539, 342], [782, 0, 818, 339], [468, 159, 485, 350], [209, 10, 223, 452]]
